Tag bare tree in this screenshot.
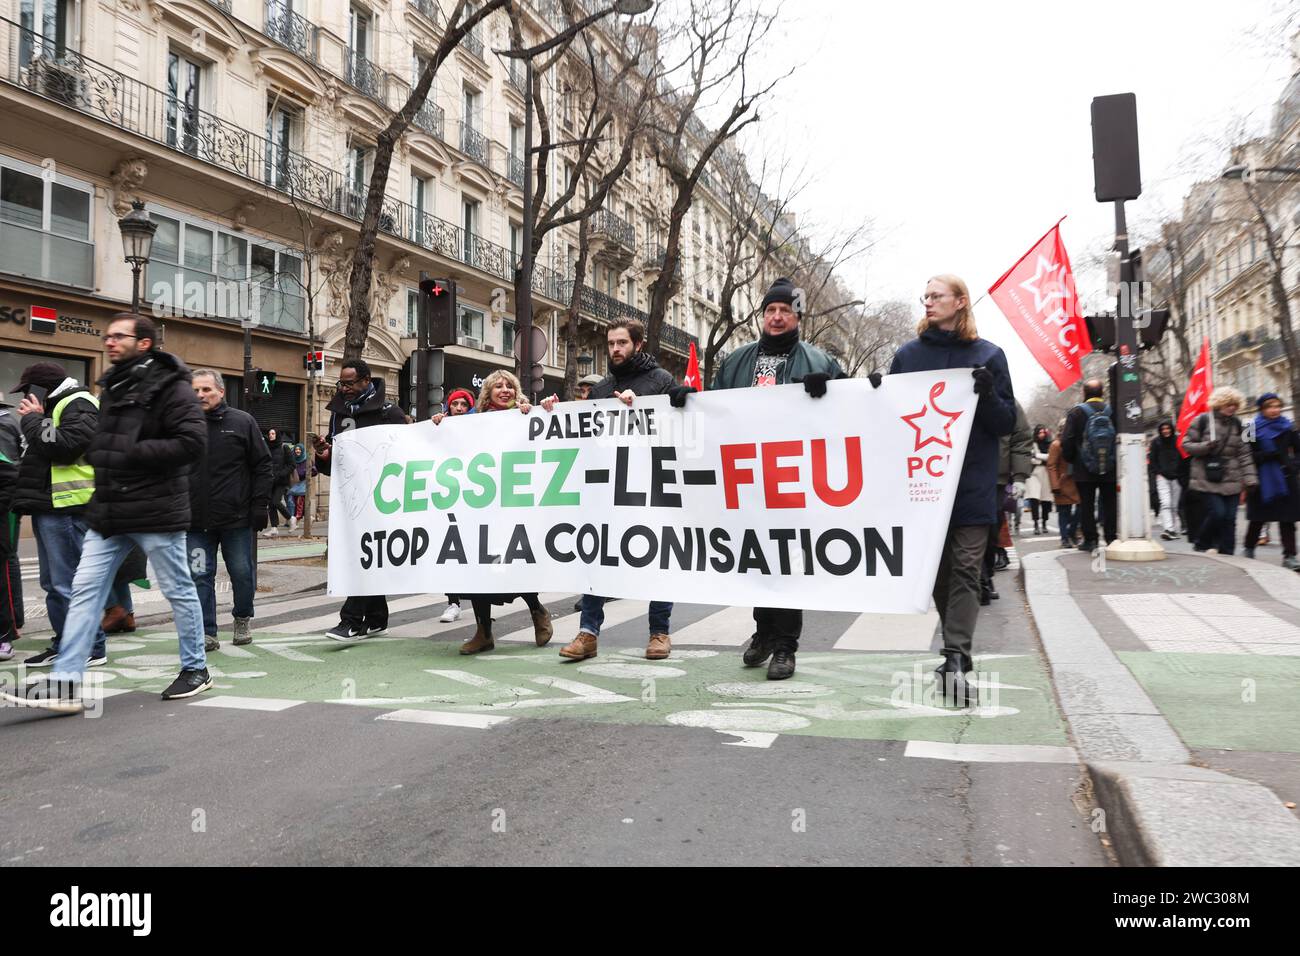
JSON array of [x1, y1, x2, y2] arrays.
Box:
[[342, 0, 510, 360], [643, 0, 789, 352], [836, 299, 913, 378]]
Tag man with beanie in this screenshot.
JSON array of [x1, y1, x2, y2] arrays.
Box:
[[543, 318, 679, 662], [1, 315, 209, 713], [573, 374, 604, 401], [675, 277, 844, 680], [9, 362, 108, 669]]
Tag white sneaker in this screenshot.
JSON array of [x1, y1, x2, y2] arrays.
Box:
[[259, 528, 279, 538], [289, 516, 298, 532], [439, 603, 462, 624]]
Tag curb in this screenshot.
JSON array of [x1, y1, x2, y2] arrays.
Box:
[[1021, 549, 1300, 867]]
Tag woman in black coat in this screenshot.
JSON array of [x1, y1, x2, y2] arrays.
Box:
[[1244, 393, 1300, 568]]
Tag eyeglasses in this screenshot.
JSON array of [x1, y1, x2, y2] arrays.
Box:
[[920, 293, 954, 305], [102, 333, 137, 343], [335, 378, 364, 389]]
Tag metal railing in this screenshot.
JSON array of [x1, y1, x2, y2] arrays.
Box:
[[508, 153, 525, 186], [345, 47, 390, 104], [463, 29, 485, 60], [264, 0, 318, 62], [408, 0, 443, 28], [642, 243, 667, 268], [413, 100, 445, 140], [460, 123, 488, 164], [508, 61, 527, 95], [591, 209, 634, 248], [1261, 338, 1287, 365]]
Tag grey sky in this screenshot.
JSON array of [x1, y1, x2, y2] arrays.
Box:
[[747, 0, 1296, 394]]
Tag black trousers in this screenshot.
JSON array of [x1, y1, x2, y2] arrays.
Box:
[[268, 483, 292, 525], [1076, 479, 1117, 545], [753, 606, 802, 651], [1247, 521, 1296, 557], [340, 595, 388, 630], [0, 512, 20, 640], [468, 593, 543, 638]]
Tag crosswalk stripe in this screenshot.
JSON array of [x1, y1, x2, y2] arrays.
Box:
[[216, 594, 339, 629], [903, 741, 1078, 764], [260, 644, 324, 663], [271, 594, 442, 635], [833, 611, 938, 651], [668, 605, 755, 646], [189, 695, 305, 712], [495, 599, 650, 644], [212, 644, 258, 659], [374, 709, 511, 729]]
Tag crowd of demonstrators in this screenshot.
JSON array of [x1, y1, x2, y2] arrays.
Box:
[[0, 391, 20, 660], [1183, 387, 1258, 556], [1060, 379, 1118, 552], [542, 318, 679, 663], [431, 387, 476, 624], [316, 359, 409, 642], [1026, 425, 1055, 535], [889, 274, 1016, 705], [188, 369, 273, 651], [1046, 421, 1081, 548], [435, 370, 554, 655]]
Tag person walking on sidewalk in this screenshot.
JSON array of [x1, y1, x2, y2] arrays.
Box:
[[1243, 392, 1299, 567], [432, 387, 476, 624], [1026, 425, 1055, 536], [1182, 386, 1257, 556], [888, 274, 1016, 705], [1060, 379, 1118, 552], [1149, 420, 1184, 540], [0, 391, 20, 660], [1046, 421, 1081, 548], [542, 318, 678, 662], [261, 427, 296, 537], [188, 369, 273, 650], [317, 360, 409, 642], [1, 315, 211, 713], [683, 276, 844, 680], [439, 370, 553, 655], [9, 363, 107, 669]]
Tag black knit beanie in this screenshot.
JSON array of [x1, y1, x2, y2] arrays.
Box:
[[761, 277, 801, 316]]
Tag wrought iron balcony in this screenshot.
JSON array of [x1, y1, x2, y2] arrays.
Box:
[[345, 47, 390, 105], [265, 0, 318, 62], [408, 0, 443, 29], [642, 243, 667, 269], [661, 321, 698, 356], [460, 123, 488, 165], [1261, 338, 1287, 365], [413, 100, 445, 140], [463, 29, 485, 60], [508, 153, 525, 186], [508, 61, 527, 95], [591, 209, 634, 249]]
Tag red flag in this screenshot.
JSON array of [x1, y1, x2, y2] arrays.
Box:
[[683, 341, 701, 391], [1176, 337, 1213, 457], [988, 218, 1092, 391]]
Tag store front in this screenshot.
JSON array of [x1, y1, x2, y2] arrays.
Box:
[[0, 290, 112, 394]]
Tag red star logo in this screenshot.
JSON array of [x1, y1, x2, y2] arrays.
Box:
[[901, 382, 963, 452]]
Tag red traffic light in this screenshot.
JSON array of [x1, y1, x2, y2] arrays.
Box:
[[419, 278, 449, 297]]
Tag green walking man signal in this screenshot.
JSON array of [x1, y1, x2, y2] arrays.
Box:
[[252, 369, 276, 400]]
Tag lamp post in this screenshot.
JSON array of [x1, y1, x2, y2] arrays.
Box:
[[1221, 163, 1300, 182], [501, 0, 653, 401], [117, 199, 156, 314]]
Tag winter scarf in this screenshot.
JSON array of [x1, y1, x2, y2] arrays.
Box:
[[1254, 413, 1294, 504], [345, 382, 377, 417], [758, 327, 799, 356]]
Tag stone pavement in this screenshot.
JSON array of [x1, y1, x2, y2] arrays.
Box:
[[1019, 532, 1300, 866]]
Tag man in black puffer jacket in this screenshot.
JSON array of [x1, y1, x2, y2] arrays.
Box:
[[4, 315, 211, 713], [1149, 420, 1183, 540], [188, 368, 272, 652]]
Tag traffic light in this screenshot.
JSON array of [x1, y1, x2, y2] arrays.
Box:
[[302, 350, 324, 372], [253, 369, 276, 400], [418, 277, 457, 347], [1085, 314, 1117, 353], [1137, 307, 1170, 351]]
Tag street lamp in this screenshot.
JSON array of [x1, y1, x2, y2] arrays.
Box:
[[1222, 163, 1300, 182], [500, 0, 655, 400], [117, 199, 157, 313]]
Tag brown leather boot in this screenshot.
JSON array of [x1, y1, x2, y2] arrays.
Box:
[[646, 633, 671, 660], [101, 605, 136, 634], [531, 607, 554, 647], [459, 626, 495, 655], [559, 631, 597, 661]]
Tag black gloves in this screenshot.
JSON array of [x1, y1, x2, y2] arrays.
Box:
[[972, 365, 994, 396], [868, 372, 882, 389], [667, 385, 694, 408], [252, 510, 269, 532], [802, 372, 832, 399]]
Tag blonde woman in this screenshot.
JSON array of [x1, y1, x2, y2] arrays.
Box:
[[1182, 386, 1258, 555], [887, 274, 1016, 706]]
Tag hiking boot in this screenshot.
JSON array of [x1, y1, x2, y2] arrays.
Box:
[[531, 607, 554, 647], [646, 633, 671, 660], [101, 605, 136, 634], [459, 626, 495, 655], [559, 631, 597, 661], [232, 617, 253, 646], [767, 649, 796, 680], [742, 636, 772, 667], [204, 634, 220, 652], [161, 668, 212, 700]]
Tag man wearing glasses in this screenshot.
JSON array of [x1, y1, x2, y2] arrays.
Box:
[[313, 359, 407, 641], [1, 314, 209, 713]]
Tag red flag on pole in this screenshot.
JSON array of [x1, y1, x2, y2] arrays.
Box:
[[683, 341, 702, 391], [988, 218, 1092, 391], [1176, 337, 1213, 457]]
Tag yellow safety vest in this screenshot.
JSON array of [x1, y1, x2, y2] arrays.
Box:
[[50, 392, 99, 509]]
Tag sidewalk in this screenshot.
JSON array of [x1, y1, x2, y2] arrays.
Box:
[[1019, 533, 1300, 866]]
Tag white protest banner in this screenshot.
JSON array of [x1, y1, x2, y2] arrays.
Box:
[[326, 372, 977, 613]]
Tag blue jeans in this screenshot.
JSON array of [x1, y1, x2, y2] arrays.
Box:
[[109, 580, 134, 614], [52, 530, 205, 682], [1197, 493, 1240, 555], [579, 595, 672, 636], [187, 528, 255, 638], [1056, 503, 1077, 544], [31, 512, 105, 657]]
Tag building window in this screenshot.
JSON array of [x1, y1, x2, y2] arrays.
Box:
[[19, 0, 77, 66], [503, 318, 516, 356], [265, 101, 297, 189], [407, 288, 419, 336], [345, 145, 369, 216], [166, 51, 204, 155], [0, 155, 92, 288], [459, 304, 485, 347], [411, 172, 431, 242], [509, 221, 521, 261], [462, 197, 479, 265], [349, 5, 370, 58]]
